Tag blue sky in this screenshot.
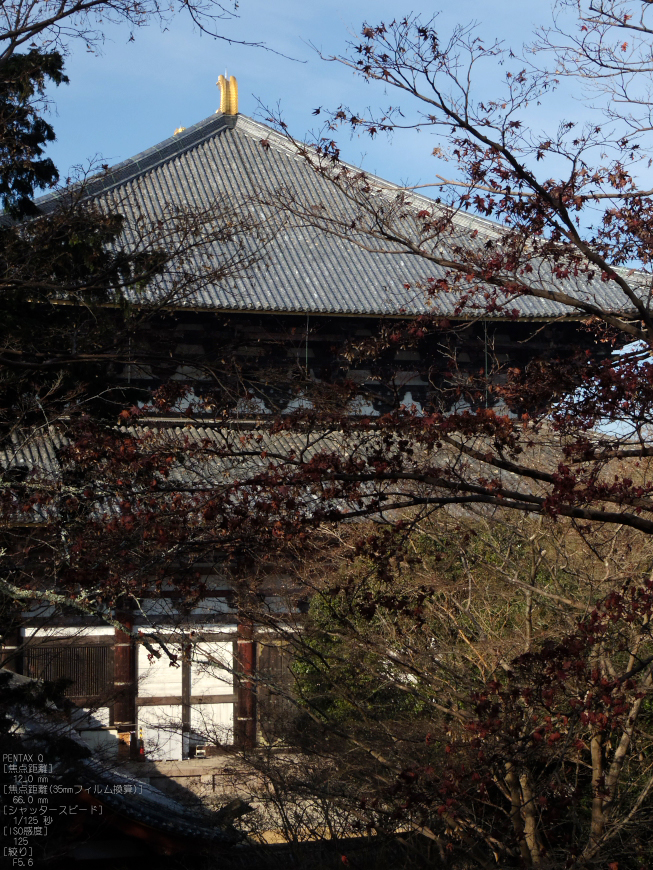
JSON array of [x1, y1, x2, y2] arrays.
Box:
[[44, 1, 563, 188]]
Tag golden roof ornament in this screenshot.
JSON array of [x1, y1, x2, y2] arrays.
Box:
[[217, 74, 238, 115]]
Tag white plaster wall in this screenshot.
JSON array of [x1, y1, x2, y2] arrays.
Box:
[[137, 705, 183, 761], [71, 706, 111, 728], [137, 644, 182, 697], [191, 641, 233, 695], [78, 729, 119, 759], [190, 702, 233, 745], [21, 626, 115, 637]]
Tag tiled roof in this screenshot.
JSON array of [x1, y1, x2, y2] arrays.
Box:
[[36, 113, 635, 319], [1, 424, 393, 483]]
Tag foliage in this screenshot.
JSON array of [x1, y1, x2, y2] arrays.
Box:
[[10, 2, 653, 868], [211, 16, 653, 858], [0, 48, 67, 217], [243, 517, 653, 869]]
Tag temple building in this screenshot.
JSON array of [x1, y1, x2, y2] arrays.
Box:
[[1, 75, 622, 762]]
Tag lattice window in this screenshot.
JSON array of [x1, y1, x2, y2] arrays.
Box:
[[23, 644, 111, 698]]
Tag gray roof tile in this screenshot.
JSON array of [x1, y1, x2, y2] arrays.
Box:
[[36, 113, 638, 320]]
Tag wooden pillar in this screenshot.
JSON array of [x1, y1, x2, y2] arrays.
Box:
[[181, 642, 191, 753], [113, 608, 136, 753], [235, 620, 256, 749]]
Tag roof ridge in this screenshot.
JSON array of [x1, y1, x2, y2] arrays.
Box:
[[35, 110, 504, 240], [36, 112, 238, 208]]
